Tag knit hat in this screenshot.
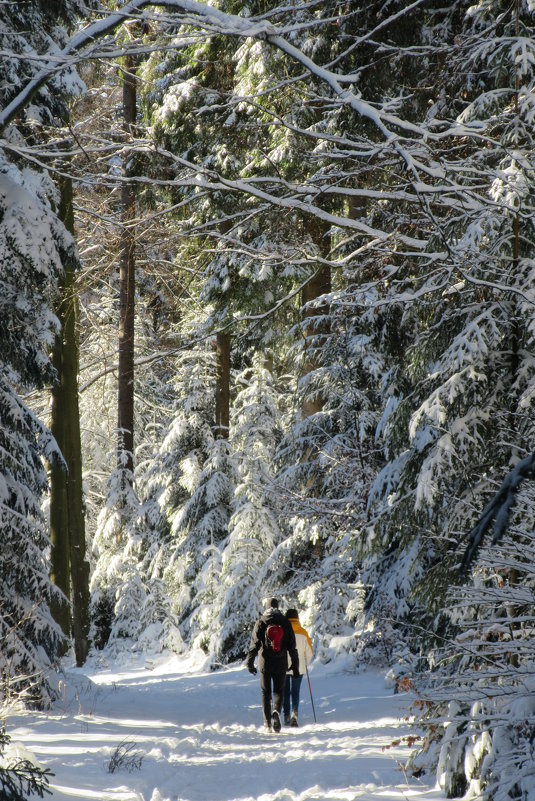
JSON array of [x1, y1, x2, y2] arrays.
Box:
[[286, 608, 298, 619], [264, 597, 279, 609]]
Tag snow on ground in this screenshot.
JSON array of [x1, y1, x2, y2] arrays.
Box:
[[7, 651, 444, 801]]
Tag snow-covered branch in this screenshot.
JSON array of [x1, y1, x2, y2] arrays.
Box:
[[462, 452, 535, 570], [1, 0, 431, 156]]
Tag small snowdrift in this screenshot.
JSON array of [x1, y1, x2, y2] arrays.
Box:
[[6, 651, 443, 801]]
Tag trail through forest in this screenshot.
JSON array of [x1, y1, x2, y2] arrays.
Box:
[[7, 652, 444, 801]]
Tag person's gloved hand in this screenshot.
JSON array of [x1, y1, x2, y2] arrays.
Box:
[[292, 667, 299, 678], [248, 665, 257, 675]]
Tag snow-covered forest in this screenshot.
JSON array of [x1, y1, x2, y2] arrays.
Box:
[[2, 0, 535, 799]]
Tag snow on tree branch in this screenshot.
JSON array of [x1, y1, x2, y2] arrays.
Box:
[[462, 452, 535, 570], [0, 0, 432, 158]]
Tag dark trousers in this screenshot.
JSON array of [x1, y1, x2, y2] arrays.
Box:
[[283, 673, 303, 717], [260, 667, 286, 725]]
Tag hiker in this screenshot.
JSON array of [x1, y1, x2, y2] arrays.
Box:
[[246, 597, 299, 732], [283, 608, 313, 727]]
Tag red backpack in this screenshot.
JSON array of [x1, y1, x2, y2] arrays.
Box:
[[265, 624, 285, 654]]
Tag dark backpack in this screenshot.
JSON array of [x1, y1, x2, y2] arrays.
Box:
[[265, 623, 285, 654]]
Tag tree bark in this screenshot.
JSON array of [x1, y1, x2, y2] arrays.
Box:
[[117, 53, 137, 474], [49, 315, 71, 642], [49, 171, 91, 664], [61, 177, 91, 665], [215, 331, 231, 439], [301, 217, 331, 419]]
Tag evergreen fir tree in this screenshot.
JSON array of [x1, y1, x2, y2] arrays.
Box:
[[350, 0, 535, 650], [135, 333, 235, 649], [213, 357, 282, 661], [0, 148, 73, 703], [413, 481, 535, 800], [108, 561, 147, 646], [90, 464, 142, 651], [405, 2, 535, 796], [133, 578, 184, 655], [180, 437, 236, 649]]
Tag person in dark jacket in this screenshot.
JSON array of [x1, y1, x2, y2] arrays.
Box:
[[246, 597, 299, 732]]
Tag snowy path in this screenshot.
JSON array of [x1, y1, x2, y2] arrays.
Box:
[[8, 653, 444, 801]]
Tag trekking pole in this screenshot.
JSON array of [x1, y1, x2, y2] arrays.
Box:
[[306, 666, 317, 723]]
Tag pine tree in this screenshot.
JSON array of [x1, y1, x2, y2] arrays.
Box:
[[136, 335, 233, 649], [90, 464, 142, 651], [108, 561, 146, 648], [0, 158, 69, 702], [413, 482, 535, 800], [213, 357, 282, 661], [349, 0, 535, 649], [133, 578, 184, 655], [179, 437, 236, 649], [404, 2, 535, 797], [0, 0, 94, 687]]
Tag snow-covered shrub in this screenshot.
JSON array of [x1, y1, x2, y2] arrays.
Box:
[[108, 564, 147, 646], [91, 467, 142, 652], [90, 588, 114, 651], [133, 578, 185, 655], [0, 730, 53, 801]]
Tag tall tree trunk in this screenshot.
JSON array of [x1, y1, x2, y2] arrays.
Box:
[[49, 170, 91, 664], [505, 1, 521, 667], [61, 175, 91, 666], [509, 0, 521, 459], [301, 217, 331, 419], [49, 315, 70, 643], [215, 331, 231, 439], [117, 53, 137, 474], [213, 218, 233, 440]]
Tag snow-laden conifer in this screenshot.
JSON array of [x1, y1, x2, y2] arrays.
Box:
[[272, 264, 384, 653], [91, 463, 142, 650], [0, 147, 74, 703], [212, 357, 282, 661], [412, 483, 535, 800], [359, 0, 535, 654], [134, 334, 234, 650], [133, 578, 185, 655], [180, 437, 236, 650]]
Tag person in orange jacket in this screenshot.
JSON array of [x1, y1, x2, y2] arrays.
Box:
[[283, 608, 313, 726]]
